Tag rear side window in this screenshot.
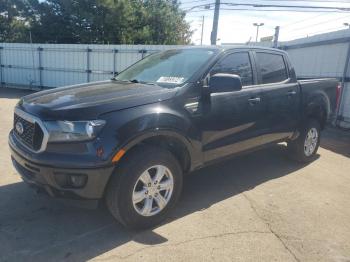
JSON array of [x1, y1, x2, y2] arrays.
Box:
[[256, 53, 288, 84], [211, 52, 253, 86]]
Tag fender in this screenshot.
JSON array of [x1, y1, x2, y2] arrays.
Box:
[[303, 90, 330, 128], [101, 102, 203, 170], [306, 90, 331, 116]]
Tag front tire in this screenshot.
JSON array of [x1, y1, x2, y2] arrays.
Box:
[[287, 119, 321, 163], [106, 146, 183, 229]]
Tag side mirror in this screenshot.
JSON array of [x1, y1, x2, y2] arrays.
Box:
[[209, 73, 242, 93]]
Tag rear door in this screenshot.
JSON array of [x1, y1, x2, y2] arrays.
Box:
[[199, 51, 267, 162], [253, 51, 299, 142]]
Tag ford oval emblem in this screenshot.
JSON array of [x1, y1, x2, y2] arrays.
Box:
[[16, 122, 24, 135]]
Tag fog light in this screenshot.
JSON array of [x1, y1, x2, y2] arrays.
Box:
[[69, 175, 87, 188], [54, 173, 87, 188]]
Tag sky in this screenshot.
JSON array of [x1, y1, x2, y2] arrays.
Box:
[[181, 0, 350, 45]]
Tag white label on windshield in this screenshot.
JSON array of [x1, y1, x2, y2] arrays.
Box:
[[156, 76, 185, 84]]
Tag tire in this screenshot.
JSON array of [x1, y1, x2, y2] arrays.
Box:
[[287, 119, 321, 163], [105, 145, 183, 229]]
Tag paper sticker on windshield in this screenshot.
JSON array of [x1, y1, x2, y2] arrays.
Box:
[[157, 76, 185, 84]]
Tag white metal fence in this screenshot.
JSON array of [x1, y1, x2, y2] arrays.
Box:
[[1, 36, 350, 126], [0, 43, 182, 89]]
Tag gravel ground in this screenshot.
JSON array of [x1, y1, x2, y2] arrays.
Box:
[[0, 88, 350, 262]]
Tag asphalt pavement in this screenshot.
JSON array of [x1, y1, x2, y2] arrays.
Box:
[[1, 88, 349, 262]]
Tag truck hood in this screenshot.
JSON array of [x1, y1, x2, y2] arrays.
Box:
[[18, 80, 178, 120]]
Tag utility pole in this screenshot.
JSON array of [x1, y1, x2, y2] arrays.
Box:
[[253, 23, 264, 42], [210, 0, 220, 45], [200, 16, 205, 45], [273, 26, 280, 48]]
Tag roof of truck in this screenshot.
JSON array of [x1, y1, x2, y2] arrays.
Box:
[[177, 45, 287, 54]]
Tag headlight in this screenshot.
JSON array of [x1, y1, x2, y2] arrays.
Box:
[[44, 120, 106, 142]]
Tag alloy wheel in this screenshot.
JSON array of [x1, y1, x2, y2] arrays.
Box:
[[304, 127, 318, 156], [132, 165, 174, 217]]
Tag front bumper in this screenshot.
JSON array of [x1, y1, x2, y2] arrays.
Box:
[[9, 138, 114, 200]]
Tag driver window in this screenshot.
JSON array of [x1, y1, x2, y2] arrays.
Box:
[[211, 52, 253, 86]]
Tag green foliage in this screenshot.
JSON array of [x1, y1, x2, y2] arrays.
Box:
[[0, 0, 192, 44], [0, 0, 31, 42]]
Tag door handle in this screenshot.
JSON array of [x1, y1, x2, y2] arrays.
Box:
[[287, 90, 297, 96], [248, 97, 261, 103]]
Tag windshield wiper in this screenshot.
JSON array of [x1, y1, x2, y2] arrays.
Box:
[[111, 78, 140, 83], [129, 79, 159, 86], [112, 78, 158, 86]]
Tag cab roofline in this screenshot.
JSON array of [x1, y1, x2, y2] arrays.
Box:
[[165, 45, 287, 55]]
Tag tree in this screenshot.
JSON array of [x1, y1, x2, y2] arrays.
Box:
[[141, 0, 192, 44], [0, 0, 192, 44], [0, 0, 31, 42]]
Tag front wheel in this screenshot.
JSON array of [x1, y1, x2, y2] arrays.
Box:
[[287, 119, 321, 163], [105, 146, 183, 229]]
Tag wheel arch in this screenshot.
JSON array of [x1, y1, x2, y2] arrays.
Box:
[[304, 92, 330, 129], [116, 130, 195, 174]]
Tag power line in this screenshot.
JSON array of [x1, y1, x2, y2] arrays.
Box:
[[287, 14, 350, 32], [187, 8, 350, 13], [180, 0, 210, 7], [182, 0, 350, 8], [183, 0, 350, 44], [224, 2, 350, 10], [287, 24, 346, 38], [183, 2, 350, 12], [180, 0, 207, 3], [256, 0, 350, 3], [186, 14, 209, 18], [184, 2, 350, 28], [281, 12, 330, 28]]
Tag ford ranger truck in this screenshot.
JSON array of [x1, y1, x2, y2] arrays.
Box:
[[9, 47, 339, 229]]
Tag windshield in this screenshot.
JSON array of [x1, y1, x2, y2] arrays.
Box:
[[114, 49, 216, 87]]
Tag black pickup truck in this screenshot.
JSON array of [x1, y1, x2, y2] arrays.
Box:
[[9, 46, 339, 229]]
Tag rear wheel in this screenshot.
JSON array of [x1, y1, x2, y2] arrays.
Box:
[[287, 119, 321, 163], [105, 146, 183, 229]]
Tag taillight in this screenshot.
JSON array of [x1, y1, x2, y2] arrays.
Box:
[[336, 83, 342, 110]]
